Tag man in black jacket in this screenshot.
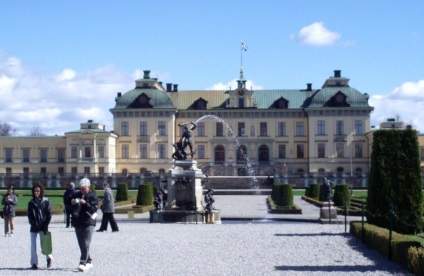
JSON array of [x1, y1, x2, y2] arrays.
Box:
[[71, 178, 98, 272], [63, 182, 76, 228]]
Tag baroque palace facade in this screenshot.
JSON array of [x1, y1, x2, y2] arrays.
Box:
[[0, 69, 376, 187]]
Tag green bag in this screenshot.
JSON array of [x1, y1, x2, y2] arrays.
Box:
[[41, 231, 53, 255]]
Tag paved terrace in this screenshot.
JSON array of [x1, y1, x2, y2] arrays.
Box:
[[1, 195, 411, 275]]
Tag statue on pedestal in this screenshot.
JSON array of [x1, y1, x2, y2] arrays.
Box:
[[204, 188, 215, 212], [321, 177, 333, 202], [175, 121, 197, 160]]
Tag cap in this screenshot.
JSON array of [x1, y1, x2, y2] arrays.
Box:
[[80, 178, 91, 187]]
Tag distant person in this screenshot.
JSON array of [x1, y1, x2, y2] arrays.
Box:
[[27, 184, 53, 270], [96, 183, 119, 232], [2, 185, 18, 237], [63, 182, 76, 228], [71, 178, 98, 272]]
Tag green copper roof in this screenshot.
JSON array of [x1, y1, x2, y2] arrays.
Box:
[[111, 88, 175, 110]]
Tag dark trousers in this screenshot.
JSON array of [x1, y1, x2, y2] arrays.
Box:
[[99, 213, 119, 231], [65, 208, 72, 227], [75, 226, 94, 265]]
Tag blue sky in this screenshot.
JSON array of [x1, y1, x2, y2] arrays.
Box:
[[1, 1, 424, 135]]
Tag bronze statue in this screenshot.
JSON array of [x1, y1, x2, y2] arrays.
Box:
[[178, 121, 197, 158], [321, 177, 333, 202]]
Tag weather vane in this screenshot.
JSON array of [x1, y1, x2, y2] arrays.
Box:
[[240, 42, 247, 79]]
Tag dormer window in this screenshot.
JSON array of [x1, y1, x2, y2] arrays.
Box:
[[129, 93, 153, 108], [193, 98, 208, 109], [329, 92, 350, 107], [273, 97, 288, 109]]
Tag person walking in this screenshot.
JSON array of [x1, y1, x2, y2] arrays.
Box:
[[2, 186, 18, 237], [63, 182, 76, 228], [71, 178, 98, 272], [27, 184, 53, 270], [96, 183, 119, 232]]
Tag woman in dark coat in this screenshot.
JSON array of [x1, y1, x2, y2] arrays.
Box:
[[27, 183, 53, 270]]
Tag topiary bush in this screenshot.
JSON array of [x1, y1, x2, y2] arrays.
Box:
[[136, 183, 153, 206], [306, 184, 320, 198], [366, 129, 423, 234], [115, 183, 129, 201], [333, 184, 351, 207], [273, 184, 293, 207]]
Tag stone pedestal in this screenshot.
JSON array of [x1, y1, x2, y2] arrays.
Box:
[[150, 160, 220, 224], [319, 201, 338, 224]]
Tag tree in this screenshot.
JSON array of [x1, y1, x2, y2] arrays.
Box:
[[366, 129, 423, 234], [0, 122, 16, 136], [28, 126, 46, 137]]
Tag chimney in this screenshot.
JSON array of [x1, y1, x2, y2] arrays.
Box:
[[117, 92, 122, 97], [306, 83, 312, 91], [143, 70, 150, 79], [173, 84, 178, 92], [166, 83, 172, 92], [334, 70, 341, 78], [159, 81, 162, 86]]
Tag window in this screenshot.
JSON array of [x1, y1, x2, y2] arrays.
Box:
[[278, 144, 286, 158], [297, 144, 304, 158], [336, 120, 344, 135], [98, 146, 105, 158], [121, 144, 129, 159], [216, 122, 224, 137], [99, 167, 104, 175], [23, 149, 30, 163], [71, 146, 78, 158], [197, 145, 205, 159], [84, 167, 90, 174], [5, 149, 12, 163], [71, 167, 77, 174], [140, 144, 148, 159], [260, 122, 267, 136], [317, 120, 325, 135], [296, 122, 304, 136], [197, 122, 205, 137], [336, 143, 344, 157], [84, 147, 91, 158], [278, 122, 286, 136], [58, 167, 64, 175], [158, 121, 166, 136], [277, 99, 287, 109], [40, 149, 48, 163], [238, 122, 245, 136], [158, 144, 166, 159], [23, 167, 29, 175], [214, 145, 225, 162], [318, 143, 325, 158], [238, 97, 244, 108], [40, 167, 47, 174], [6, 168, 11, 176], [121, 121, 129, 136], [355, 143, 363, 158], [258, 145, 269, 162], [58, 148, 65, 162], [355, 120, 363, 135], [140, 121, 148, 136]]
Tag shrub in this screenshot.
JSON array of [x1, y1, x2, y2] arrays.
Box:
[[273, 184, 293, 207], [115, 183, 128, 201], [136, 183, 153, 205], [333, 184, 351, 207], [90, 184, 96, 192], [367, 129, 423, 234], [306, 184, 320, 198]]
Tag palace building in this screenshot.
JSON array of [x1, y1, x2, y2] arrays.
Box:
[[0, 69, 374, 186]]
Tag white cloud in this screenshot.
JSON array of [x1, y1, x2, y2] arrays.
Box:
[[295, 22, 340, 46], [206, 79, 263, 90], [370, 79, 424, 132], [0, 53, 133, 135]]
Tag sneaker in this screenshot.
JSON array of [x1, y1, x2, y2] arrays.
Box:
[[4, 233, 7, 237], [95, 229, 104, 232], [85, 262, 93, 269], [47, 258, 52, 268], [78, 264, 88, 272], [31, 264, 38, 270], [9, 233, 13, 237]]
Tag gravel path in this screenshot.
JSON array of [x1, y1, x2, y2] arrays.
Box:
[[0, 196, 412, 275]]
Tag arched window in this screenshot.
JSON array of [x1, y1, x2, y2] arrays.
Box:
[[355, 167, 363, 176], [318, 168, 325, 175], [336, 167, 344, 172], [258, 145, 269, 162], [122, 168, 128, 175], [214, 145, 225, 163], [237, 145, 247, 162], [140, 167, 147, 174]]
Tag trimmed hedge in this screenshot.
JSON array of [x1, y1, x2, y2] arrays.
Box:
[[136, 183, 153, 206], [272, 184, 293, 207], [116, 183, 129, 201], [350, 221, 423, 273], [305, 184, 320, 198], [367, 129, 423, 234], [333, 184, 351, 207]]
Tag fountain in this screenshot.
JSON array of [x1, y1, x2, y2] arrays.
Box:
[[149, 120, 221, 224]]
